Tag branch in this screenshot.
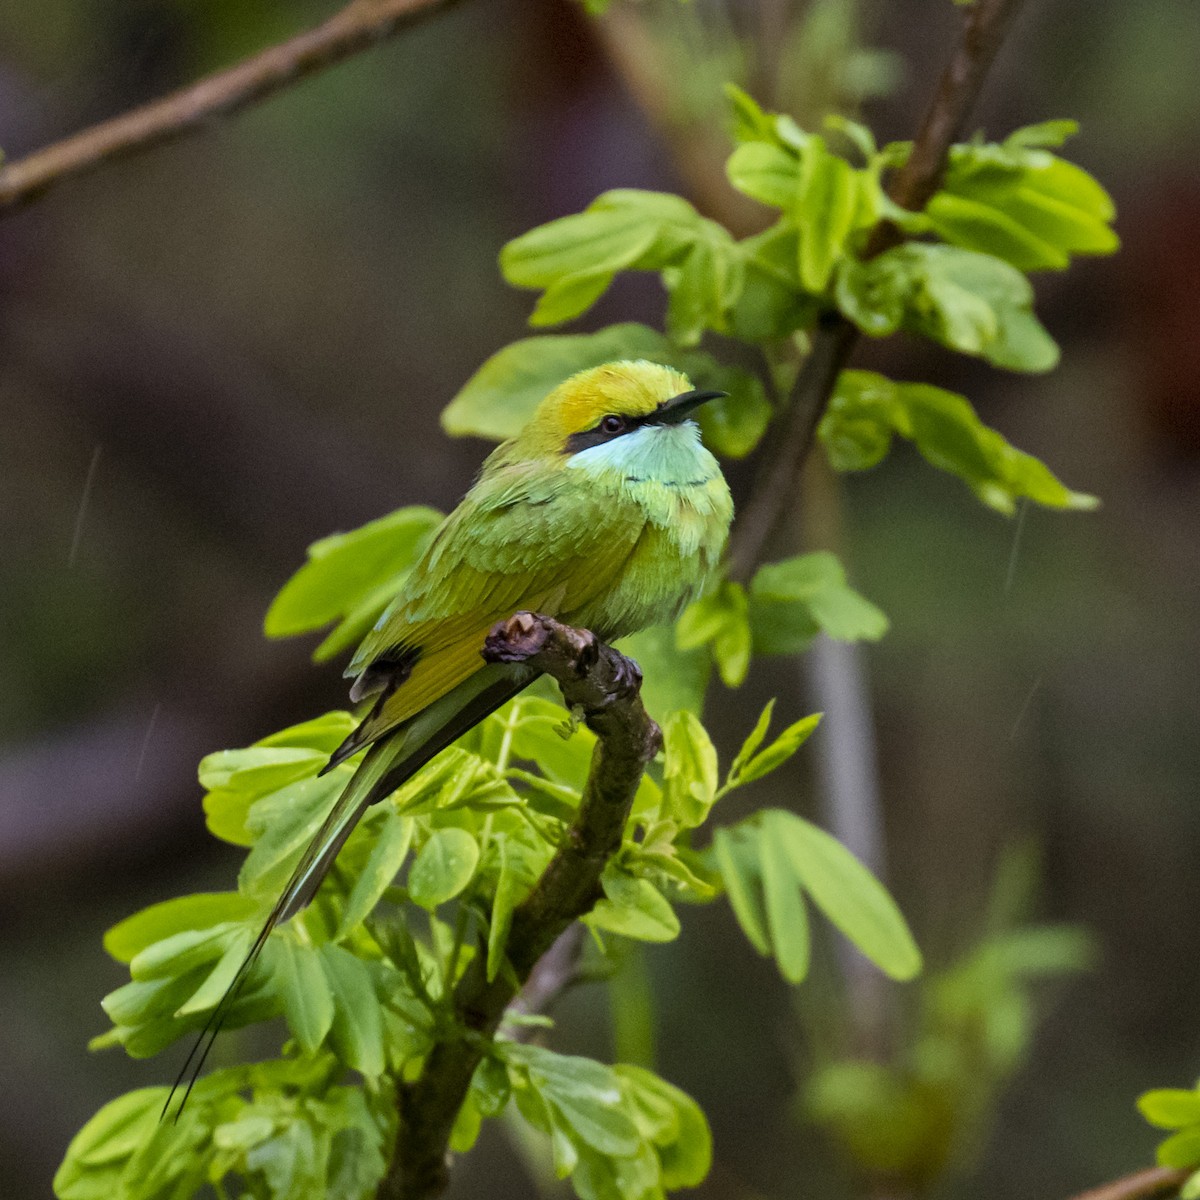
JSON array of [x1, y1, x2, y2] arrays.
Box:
[[727, 313, 857, 581], [725, 0, 1028, 580], [378, 613, 662, 1200], [1067, 1167, 1190, 1200], [0, 0, 461, 215]]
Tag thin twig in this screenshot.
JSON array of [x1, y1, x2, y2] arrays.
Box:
[[726, 0, 1029, 580], [0, 0, 462, 215], [505, 923, 588, 1036], [1067, 1167, 1190, 1200], [378, 613, 662, 1200]]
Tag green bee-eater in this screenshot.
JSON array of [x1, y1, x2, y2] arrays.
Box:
[[174, 359, 733, 1102]]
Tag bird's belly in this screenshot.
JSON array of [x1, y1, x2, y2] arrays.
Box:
[[569, 487, 729, 640]]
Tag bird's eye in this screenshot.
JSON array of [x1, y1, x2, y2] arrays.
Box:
[[600, 414, 624, 434]]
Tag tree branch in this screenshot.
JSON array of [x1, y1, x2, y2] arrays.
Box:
[[1067, 1167, 1190, 1200], [727, 313, 857, 581], [0, 0, 462, 215], [725, 0, 1028, 580], [378, 612, 662, 1200]]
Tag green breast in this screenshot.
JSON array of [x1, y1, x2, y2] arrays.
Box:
[[564, 423, 733, 638]]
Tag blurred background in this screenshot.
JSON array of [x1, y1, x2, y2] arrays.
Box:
[[1, 0, 1198, 1195]]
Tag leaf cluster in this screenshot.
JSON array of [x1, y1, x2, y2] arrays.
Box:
[[60, 662, 921, 1200], [1138, 1084, 1200, 1197]]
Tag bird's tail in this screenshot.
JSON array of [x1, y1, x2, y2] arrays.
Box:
[[163, 662, 533, 1119]]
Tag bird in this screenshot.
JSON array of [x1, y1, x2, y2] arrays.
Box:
[[169, 359, 733, 1110]]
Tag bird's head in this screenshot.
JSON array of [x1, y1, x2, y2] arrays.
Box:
[[511, 360, 726, 461]]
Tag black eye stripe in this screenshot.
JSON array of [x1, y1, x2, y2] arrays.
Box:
[[564, 412, 645, 454]]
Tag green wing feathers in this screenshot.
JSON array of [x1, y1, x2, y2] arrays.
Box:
[[340, 464, 644, 755]]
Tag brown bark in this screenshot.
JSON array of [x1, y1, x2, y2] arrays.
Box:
[[377, 613, 662, 1200]]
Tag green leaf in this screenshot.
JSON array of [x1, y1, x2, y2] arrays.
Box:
[[753, 549, 888, 648], [833, 250, 906, 337], [616, 1065, 681, 1144], [472, 1054, 512, 1118], [1158, 1128, 1200, 1170], [213, 1114, 276, 1152], [1140, 1089, 1200, 1131], [1004, 118, 1079, 149], [820, 370, 1097, 513], [728, 699, 776, 784], [711, 826, 770, 956], [502, 190, 698, 288], [239, 772, 349, 898], [176, 926, 255, 1015], [337, 813, 414, 937], [407, 827, 480, 910], [664, 225, 746, 346], [795, 136, 861, 292], [975, 925, 1096, 979], [264, 506, 442, 643], [321, 944, 387, 1077], [395, 745, 515, 815], [274, 936, 336, 1054], [487, 834, 543, 980], [726, 141, 799, 209], [505, 696, 595, 789], [505, 1044, 643, 1158], [588, 865, 681, 943], [202, 714, 357, 847], [257, 711, 360, 755], [747, 595, 821, 658], [530, 272, 616, 327], [55, 1087, 164, 1177], [450, 1090, 485, 1154], [661, 711, 719, 828], [693, 378, 772, 459], [102, 975, 207, 1044], [824, 114, 878, 162], [759, 813, 811, 983], [615, 1065, 712, 1189], [677, 580, 752, 687], [200, 745, 339, 851], [501, 210, 655, 293], [444, 324, 666, 439], [927, 127, 1119, 272], [775, 812, 922, 980], [245, 1117, 323, 1198], [128, 923, 234, 982], [925, 191, 1067, 271], [752, 551, 843, 602], [198, 745, 327, 795], [837, 243, 1059, 372], [725, 83, 781, 145], [501, 190, 704, 329], [730, 712, 821, 788], [898, 381, 1098, 514], [501, 188, 757, 344], [103, 892, 256, 964], [808, 583, 890, 642], [816, 366, 902, 471]]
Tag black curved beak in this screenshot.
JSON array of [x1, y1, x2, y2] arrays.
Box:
[[653, 388, 728, 425]]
